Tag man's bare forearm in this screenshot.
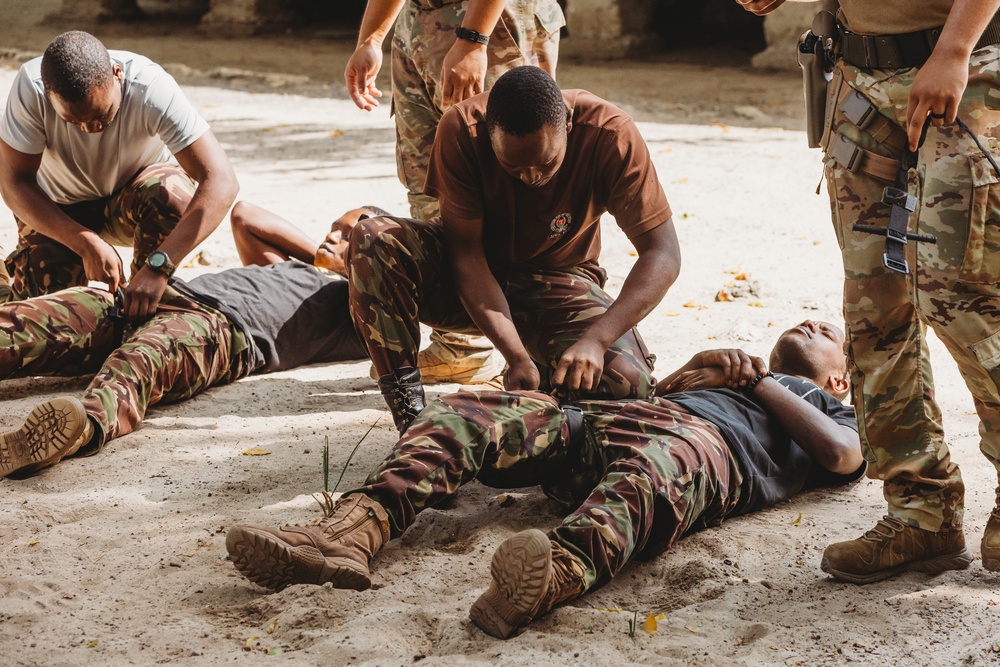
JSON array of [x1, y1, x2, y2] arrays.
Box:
[[754, 377, 863, 474], [356, 0, 406, 47], [935, 0, 1000, 60]]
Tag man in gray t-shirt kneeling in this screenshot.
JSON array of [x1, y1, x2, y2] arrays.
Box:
[[0, 30, 238, 320]]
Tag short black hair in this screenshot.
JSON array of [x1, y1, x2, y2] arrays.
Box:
[[41, 31, 114, 103], [359, 205, 392, 218], [485, 66, 566, 136]]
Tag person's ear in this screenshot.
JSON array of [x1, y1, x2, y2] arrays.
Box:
[[827, 372, 850, 399]]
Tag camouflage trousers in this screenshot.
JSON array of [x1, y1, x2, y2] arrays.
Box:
[[824, 46, 1000, 531], [347, 216, 656, 399], [4, 163, 197, 303], [350, 390, 741, 591], [0, 246, 10, 304], [393, 0, 563, 220], [0, 287, 249, 449]]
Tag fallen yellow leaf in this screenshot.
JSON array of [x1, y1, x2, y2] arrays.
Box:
[[748, 301, 767, 308], [683, 301, 708, 310], [267, 621, 278, 634], [642, 613, 658, 635], [791, 513, 803, 525], [87, 640, 99, 648], [242, 447, 271, 456], [329, 130, 343, 137], [734, 272, 750, 281], [28, 541, 39, 546], [244, 636, 260, 651], [715, 290, 734, 302]]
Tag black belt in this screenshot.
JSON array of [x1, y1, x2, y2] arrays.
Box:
[[840, 11, 1000, 69], [562, 405, 587, 458]]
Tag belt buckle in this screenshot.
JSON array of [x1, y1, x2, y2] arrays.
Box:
[[883, 253, 909, 274], [862, 35, 877, 67]]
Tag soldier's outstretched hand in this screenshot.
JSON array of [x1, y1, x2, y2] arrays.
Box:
[[345, 42, 384, 111], [441, 40, 487, 110], [734, 0, 787, 16]]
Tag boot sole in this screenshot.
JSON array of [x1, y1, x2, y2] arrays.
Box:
[[0, 397, 88, 477], [469, 529, 551, 639], [226, 525, 371, 592], [821, 547, 974, 584]]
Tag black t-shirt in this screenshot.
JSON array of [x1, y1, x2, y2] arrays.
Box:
[[667, 374, 864, 514], [171, 260, 366, 373]]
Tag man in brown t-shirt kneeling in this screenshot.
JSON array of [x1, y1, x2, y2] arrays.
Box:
[[347, 66, 681, 432]]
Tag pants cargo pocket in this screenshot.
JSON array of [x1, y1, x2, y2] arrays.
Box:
[[971, 329, 1000, 397], [958, 151, 1000, 291]]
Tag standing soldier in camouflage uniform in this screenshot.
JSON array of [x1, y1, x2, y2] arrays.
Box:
[[226, 320, 864, 639], [344, 0, 564, 386], [0, 31, 238, 320], [350, 66, 681, 433], [736, 0, 1000, 581], [0, 207, 378, 478]]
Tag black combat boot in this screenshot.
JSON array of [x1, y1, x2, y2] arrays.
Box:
[[377, 366, 426, 433]]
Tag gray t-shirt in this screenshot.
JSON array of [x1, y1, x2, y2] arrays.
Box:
[[0, 50, 209, 204]]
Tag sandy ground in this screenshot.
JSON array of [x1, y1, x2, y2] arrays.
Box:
[[3, 6, 1000, 667]]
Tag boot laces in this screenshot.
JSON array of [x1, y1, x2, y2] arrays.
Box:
[[862, 516, 908, 543], [544, 542, 586, 610]]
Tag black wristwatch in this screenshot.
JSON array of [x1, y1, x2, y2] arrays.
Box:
[[456, 26, 489, 46], [146, 249, 176, 277]]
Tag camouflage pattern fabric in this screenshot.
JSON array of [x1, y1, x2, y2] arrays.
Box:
[[0, 286, 249, 448], [823, 45, 1000, 531], [349, 390, 741, 590], [3, 163, 196, 302], [0, 246, 10, 304], [392, 0, 564, 220], [347, 216, 655, 399]]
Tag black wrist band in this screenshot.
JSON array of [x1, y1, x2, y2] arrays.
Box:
[[456, 26, 489, 46], [744, 371, 774, 394]]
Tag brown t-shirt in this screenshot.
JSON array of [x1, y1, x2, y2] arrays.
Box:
[[424, 90, 671, 270], [838, 0, 953, 35]]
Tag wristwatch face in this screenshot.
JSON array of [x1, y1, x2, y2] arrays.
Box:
[[149, 251, 167, 268]]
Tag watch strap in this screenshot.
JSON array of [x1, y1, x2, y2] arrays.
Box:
[[455, 26, 489, 46]]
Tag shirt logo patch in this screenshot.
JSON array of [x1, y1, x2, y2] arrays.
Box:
[[548, 213, 573, 239]]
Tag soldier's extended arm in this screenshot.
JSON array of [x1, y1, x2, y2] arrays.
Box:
[[753, 375, 863, 475], [441, 211, 541, 391], [550, 219, 680, 393], [123, 130, 238, 321], [906, 0, 1000, 149], [440, 0, 508, 110], [0, 138, 125, 292], [345, 0, 407, 111]]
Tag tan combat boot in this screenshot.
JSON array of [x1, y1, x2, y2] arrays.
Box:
[[0, 397, 93, 477], [226, 493, 391, 592], [821, 516, 973, 584], [981, 488, 1000, 572], [469, 529, 587, 639]]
